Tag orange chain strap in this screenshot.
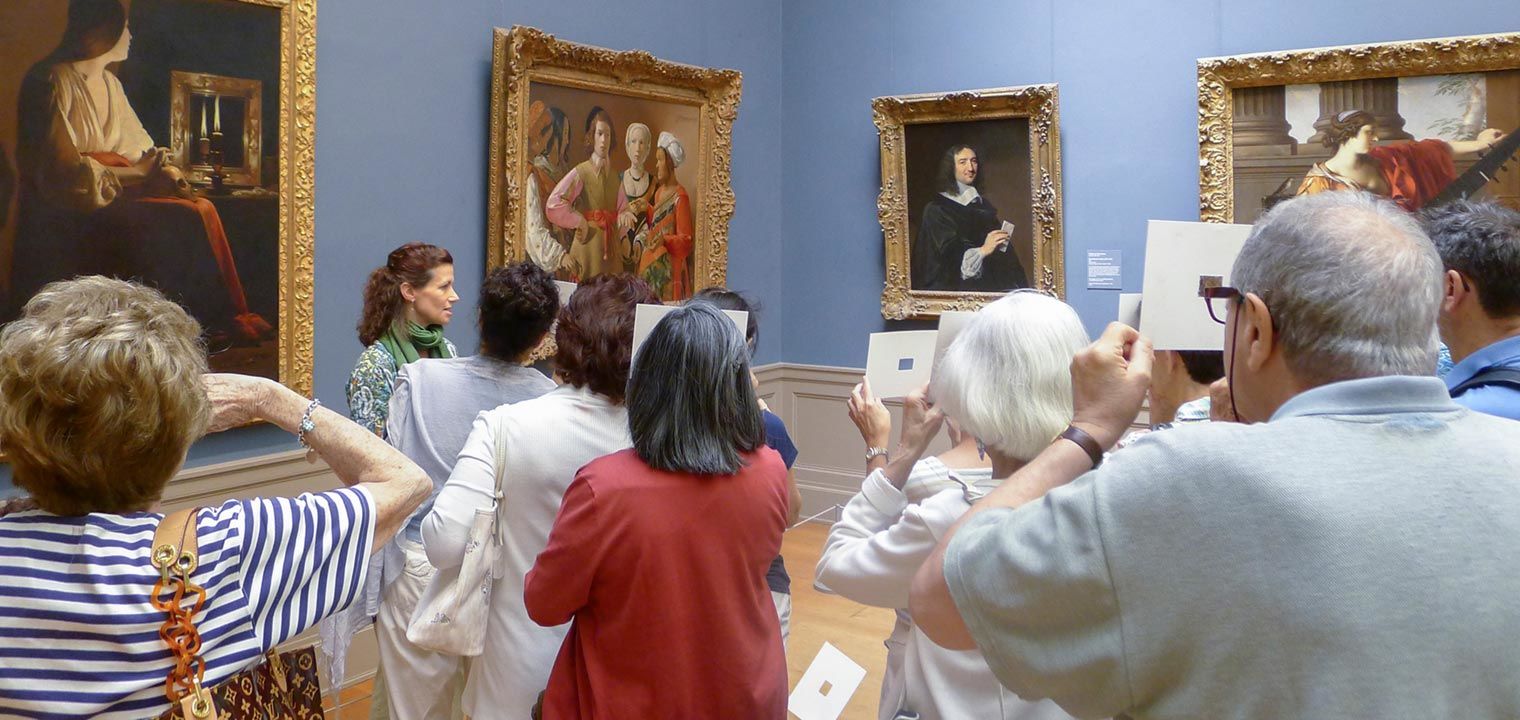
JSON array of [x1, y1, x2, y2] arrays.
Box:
[[150, 516, 217, 719]]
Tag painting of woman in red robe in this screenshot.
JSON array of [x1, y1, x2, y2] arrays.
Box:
[[637, 131, 694, 301], [1296, 109, 1505, 211]]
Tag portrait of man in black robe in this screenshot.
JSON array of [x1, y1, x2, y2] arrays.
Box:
[[911, 144, 1028, 292]]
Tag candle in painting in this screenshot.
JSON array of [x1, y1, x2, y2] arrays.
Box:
[[198, 98, 211, 160], [213, 96, 221, 134]]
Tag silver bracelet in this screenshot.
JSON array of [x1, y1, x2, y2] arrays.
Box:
[[865, 446, 889, 463], [297, 398, 321, 448]]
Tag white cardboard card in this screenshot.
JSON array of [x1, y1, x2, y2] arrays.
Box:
[[631, 303, 748, 362], [1138, 220, 1252, 351], [553, 281, 577, 307], [788, 642, 867, 720], [865, 330, 938, 399], [1117, 293, 1142, 329], [933, 311, 976, 372]]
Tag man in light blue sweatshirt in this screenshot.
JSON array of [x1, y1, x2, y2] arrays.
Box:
[[911, 191, 1520, 720]]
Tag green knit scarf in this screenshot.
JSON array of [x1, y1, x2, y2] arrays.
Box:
[[379, 321, 452, 366]]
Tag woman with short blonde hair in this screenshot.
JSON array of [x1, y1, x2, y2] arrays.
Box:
[[0, 276, 429, 717]]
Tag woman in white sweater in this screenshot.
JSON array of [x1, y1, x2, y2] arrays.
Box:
[[422, 273, 660, 719], [817, 291, 1088, 720]]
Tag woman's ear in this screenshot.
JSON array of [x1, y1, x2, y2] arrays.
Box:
[[399, 282, 417, 304]]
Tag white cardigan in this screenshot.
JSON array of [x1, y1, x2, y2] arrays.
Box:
[[816, 460, 1077, 720], [422, 384, 631, 719]]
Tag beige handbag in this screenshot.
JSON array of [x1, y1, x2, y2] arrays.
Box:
[[405, 420, 508, 656]]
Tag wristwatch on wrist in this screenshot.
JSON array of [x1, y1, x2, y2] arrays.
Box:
[[1056, 425, 1104, 468], [865, 446, 890, 463]]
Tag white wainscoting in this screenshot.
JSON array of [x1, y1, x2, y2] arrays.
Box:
[[755, 363, 951, 519]]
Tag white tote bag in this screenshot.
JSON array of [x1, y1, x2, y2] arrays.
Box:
[[405, 420, 507, 656]]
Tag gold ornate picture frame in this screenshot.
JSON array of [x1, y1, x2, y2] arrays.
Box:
[[487, 26, 742, 301], [0, 0, 314, 398], [1199, 32, 1520, 224], [874, 84, 1064, 320], [169, 71, 264, 189]]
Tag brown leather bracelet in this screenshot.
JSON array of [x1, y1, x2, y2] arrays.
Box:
[[1056, 425, 1104, 468]]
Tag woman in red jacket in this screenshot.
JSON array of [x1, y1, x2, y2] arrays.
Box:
[[525, 301, 790, 719]]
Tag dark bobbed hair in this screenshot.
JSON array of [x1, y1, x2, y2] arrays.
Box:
[[1176, 350, 1225, 385], [935, 143, 980, 195], [51, 0, 127, 63], [357, 242, 453, 346], [1322, 109, 1375, 149], [554, 273, 659, 403], [692, 287, 759, 355], [583, 106, 616, 152], [478, 261, 559, 361], [1423, 199, 1520, 318], [626, 302, 765, 475]]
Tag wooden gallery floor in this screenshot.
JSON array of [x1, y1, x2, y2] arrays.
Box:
[[324, 522, 895, 719]]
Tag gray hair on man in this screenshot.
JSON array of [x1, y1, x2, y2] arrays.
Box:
[[1233, 191, 1443, 383], [932, 291, 1089, 461]]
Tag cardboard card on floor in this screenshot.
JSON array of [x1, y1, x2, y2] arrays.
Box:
[[933, 311, 975, 371], [554, 281, 577, 307], [631, 304, 748, 362], [1117, 293, 1142, 329], [1139, 220, 1252, 351], [788, 642, 867, 720], [865, 330, 937, 399]]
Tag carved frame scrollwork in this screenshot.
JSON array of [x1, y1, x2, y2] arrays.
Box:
[[487, 25, 742, 293], [1198, 32, 1520, 223], [874, 84, 1064, 320], [216, 0, 316, 397]]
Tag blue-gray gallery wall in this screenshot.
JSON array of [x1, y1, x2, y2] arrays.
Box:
[[182, 0, 785, 468], [778, 0, 1520, 367]]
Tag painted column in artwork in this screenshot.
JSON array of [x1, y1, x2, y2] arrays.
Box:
[[1307, 78, 1413, 144], [1231, 86, 1297, 157]]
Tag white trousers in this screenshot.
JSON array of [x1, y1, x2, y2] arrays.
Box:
[[374, 538, 466, 720], [772, 590, 792, 648]]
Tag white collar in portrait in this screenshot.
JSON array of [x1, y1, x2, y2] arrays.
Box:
[[942, 181, 981, 206]]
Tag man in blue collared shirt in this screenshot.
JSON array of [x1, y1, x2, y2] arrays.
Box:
[[1425, 200, 1520, 420]]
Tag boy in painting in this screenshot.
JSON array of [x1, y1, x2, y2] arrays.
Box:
[[912, 144, 1028, 292], [637, 131, 695, 300], [548, 106, 623, 280]]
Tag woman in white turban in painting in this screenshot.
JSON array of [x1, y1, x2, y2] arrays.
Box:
[[637, 131, 695, 301]]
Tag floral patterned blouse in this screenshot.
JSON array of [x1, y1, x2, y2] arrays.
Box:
[[345, 339, 457, 438]]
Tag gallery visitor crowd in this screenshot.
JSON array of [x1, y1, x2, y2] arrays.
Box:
[[1, 190, 1519, 719]]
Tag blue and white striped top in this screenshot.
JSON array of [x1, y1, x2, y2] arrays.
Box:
[[0, 487, 375, 719]]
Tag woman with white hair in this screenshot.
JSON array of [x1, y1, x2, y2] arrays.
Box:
[[817, 290, 1088, 720]]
